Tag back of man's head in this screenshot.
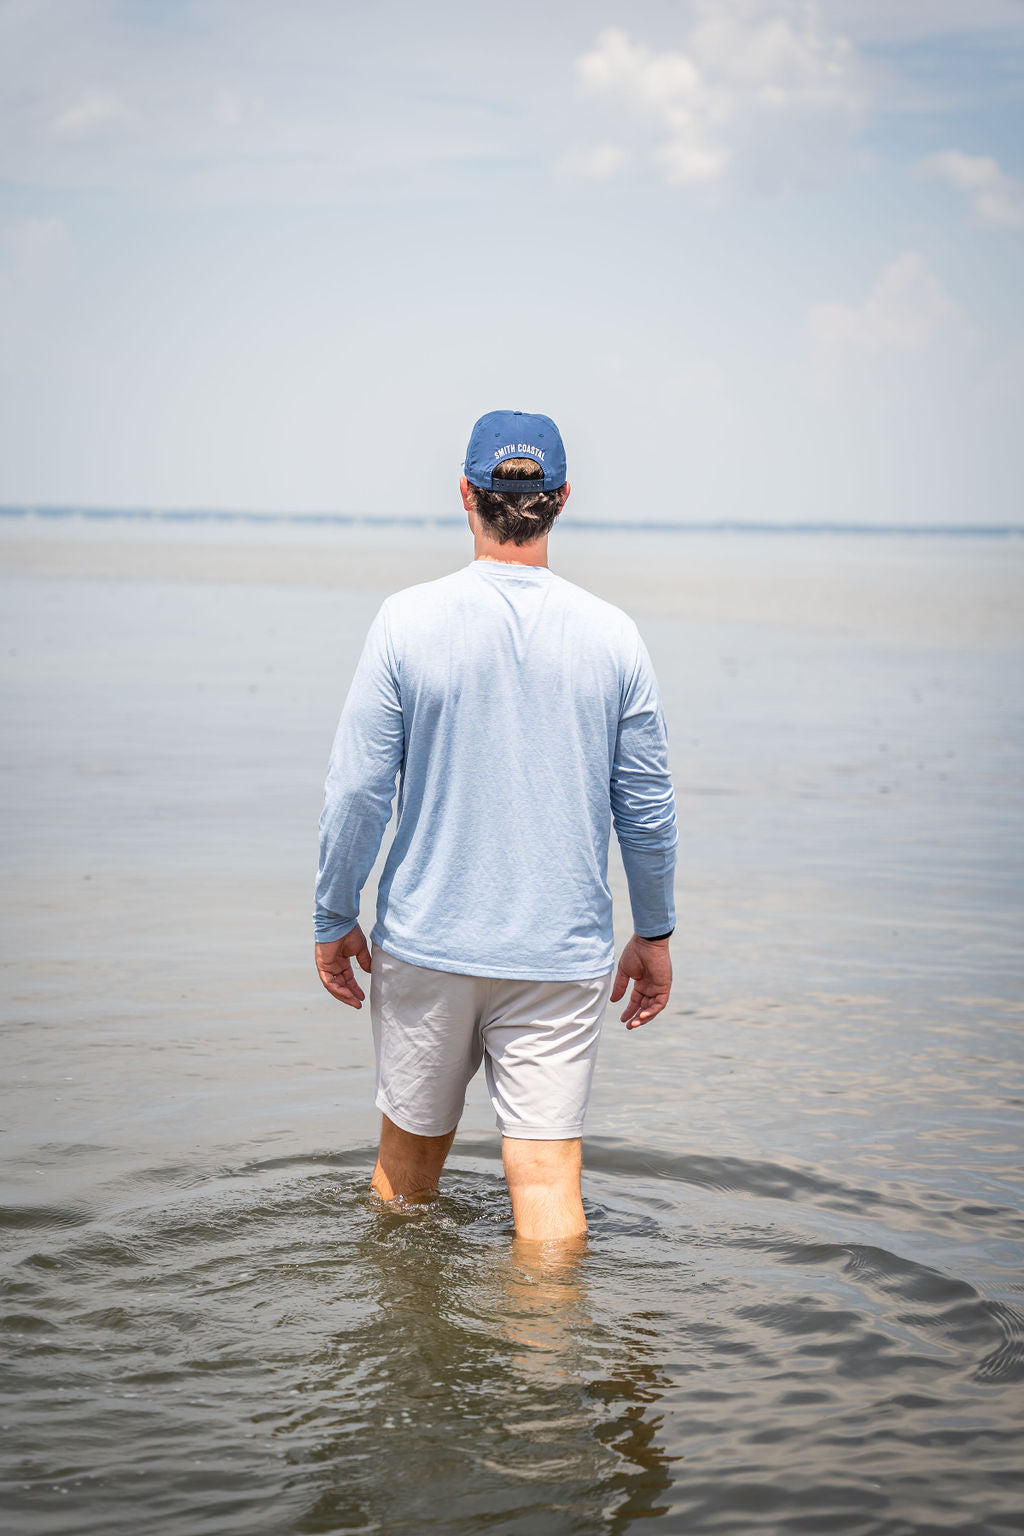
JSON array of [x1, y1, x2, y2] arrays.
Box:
[[463, 410, 568, 547]]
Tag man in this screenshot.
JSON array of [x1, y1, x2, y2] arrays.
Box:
[[315, 409, 677, 1243]]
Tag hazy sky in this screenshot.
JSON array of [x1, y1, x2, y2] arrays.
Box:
[[2, 0, 1022, 524]]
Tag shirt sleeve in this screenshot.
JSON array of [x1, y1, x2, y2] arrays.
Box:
[[314, 603, 405, 942], [610, 627, 678, 938]]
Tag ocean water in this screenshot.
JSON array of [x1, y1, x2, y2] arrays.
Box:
[[1, 518, 1023, 1535]]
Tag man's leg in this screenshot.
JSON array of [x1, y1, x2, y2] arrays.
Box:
[[502, 1136, 586, 1241], [371, 1113, 457, 1202], [485, 970, 614, 1243]]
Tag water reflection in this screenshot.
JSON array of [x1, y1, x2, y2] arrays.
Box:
[[277, 1190, 675, 1534], [503, 1234, 676, 1529], [499, 1235, 590, 1381]]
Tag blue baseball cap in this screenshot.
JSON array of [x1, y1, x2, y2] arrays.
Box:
[[464, 409, 567, 493]]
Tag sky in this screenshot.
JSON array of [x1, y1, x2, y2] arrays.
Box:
[[1, 0, 1022, 526]]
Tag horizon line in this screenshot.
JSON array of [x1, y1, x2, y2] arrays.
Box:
[[1, 505, 1021, 538]]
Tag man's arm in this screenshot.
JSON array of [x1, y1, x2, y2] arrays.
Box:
[[315, 604, 404, 1007], [610, 629, 678, 1028]]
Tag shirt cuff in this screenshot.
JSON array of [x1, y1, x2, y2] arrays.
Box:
[[314, 905, 358, 943]]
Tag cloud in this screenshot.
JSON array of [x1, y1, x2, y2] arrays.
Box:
[[571, 3, 867, 189], [576, 28, 724, 186], [809, 252, 967, 359], [0, 1, 517, 207], [558, 143, 631, 182], [49, 88, 134, 141], [921, 150, 1024, 230]]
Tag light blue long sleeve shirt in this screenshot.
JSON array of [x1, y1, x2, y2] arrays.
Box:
[[315, 560, 677, 980]]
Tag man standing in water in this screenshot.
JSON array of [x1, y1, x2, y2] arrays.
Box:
[[314, 410, 677, 1242]]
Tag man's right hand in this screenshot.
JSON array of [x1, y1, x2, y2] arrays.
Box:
[[315, 925, 372, 1009], [610, 935, 673, 1030]]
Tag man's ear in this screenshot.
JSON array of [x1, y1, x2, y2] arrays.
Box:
[[558, 481, 571, 512], [461, 475, 478, 535]]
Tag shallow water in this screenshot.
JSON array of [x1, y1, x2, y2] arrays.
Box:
[[2, 524, 1023, 1534], [5, 1142, 1024, 1535]]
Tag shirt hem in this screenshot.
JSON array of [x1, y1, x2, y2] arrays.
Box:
[[371, 932, 616, 983]]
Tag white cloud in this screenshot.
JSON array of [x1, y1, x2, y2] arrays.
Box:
[[50, 88, 134, 140], [692, 3, 862, 112], [0, 3, 516, 206], [656, 138, 729, 187], [921, 150, 1024, 230], [577, 27, 725, 185], [558, 143, 631, 182], [571, 3, 867, 188], [578, 27, 703, 110], [810, 252, 966, 357]]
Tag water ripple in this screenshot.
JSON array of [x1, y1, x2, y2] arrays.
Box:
[[2, 1145, 1022, 1535]]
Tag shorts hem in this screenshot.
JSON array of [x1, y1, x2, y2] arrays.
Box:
[[376, 1094, 460, 1140], [497, 1123, 586, 1141]]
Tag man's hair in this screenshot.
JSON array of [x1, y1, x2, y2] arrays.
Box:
[[470, 459, 566, 547]]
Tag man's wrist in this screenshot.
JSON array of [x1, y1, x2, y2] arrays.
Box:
[[314, 906, 359, 944], [637, 927, 674, 943]]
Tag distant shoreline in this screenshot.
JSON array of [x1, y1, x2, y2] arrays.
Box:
[[1, 505, 1021, 538]]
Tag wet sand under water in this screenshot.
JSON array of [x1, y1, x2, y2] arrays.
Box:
[[1, 520, 1023, 1534]]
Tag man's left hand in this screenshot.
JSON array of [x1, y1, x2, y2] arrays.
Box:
[[315, 925, 372, 1009], [610, 934, 673, 1030]]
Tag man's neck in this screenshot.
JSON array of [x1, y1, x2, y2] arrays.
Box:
[[473, 532, 549, 568]]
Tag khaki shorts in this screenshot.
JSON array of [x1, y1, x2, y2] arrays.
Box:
[[369, 947, 615, 1141]]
